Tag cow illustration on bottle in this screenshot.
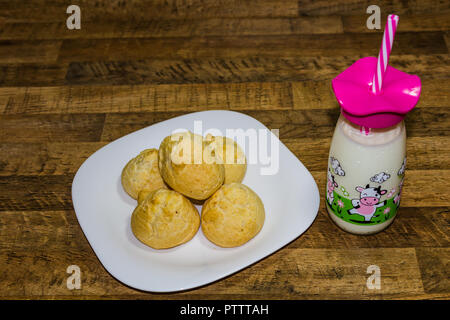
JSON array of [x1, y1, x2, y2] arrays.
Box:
[[326, 169, 338, 206], [393, 178, 404, 208], [348, 184, 387, 222]]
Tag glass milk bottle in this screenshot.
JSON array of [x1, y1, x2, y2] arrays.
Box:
[[326, 55, 421, 235]]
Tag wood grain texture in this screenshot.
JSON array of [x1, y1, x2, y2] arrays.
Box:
[[290, 207, 449, 249], [444, 32, 450, 51], [0, 83, 293, 114], [0, 175, 73, 211], [0, 63, 68, 87], [0, 40, 61, 63], [0, 1, 449, 300], [0, 210, 92, 252], [297, 0, 450, 16], [57, 33, 447, 63], [0, 142, 107, 176], [343, 14, 450, 32], [0, 0, 299, 23], [0, 247, 427, 298], [64, 55, 450, 86], [415, 248, 450, 293], [0, 16, 343, 40], [1, 80, 448, 116], [0, 114, 105, 142]]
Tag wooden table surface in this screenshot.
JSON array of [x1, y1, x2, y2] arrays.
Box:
[[0, 0, 449, 300]]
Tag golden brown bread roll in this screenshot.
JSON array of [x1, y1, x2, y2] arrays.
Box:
[[201, 183, 265, 247], [209, 136, 247, 184], [131, 188, 200, 249], [121, 149, 166, 199], [137, 189, 152, 205], [158, 131, 225, 200]]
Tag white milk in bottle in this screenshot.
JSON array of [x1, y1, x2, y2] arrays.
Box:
[[326, 115, 406, 234]]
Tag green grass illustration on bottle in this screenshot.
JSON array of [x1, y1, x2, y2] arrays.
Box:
[[327, 189, 399, 225]]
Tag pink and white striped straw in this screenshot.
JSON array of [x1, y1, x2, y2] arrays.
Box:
[[372, 14, 399, 94]]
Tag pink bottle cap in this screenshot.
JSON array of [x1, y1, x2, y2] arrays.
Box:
[[331, 57, 421, 128]]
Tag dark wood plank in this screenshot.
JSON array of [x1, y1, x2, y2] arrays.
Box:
[[406, 107, 450, 138], [289, 207, 450, 249], [417, 78, 450, 107], [2, 0, 448, 22], [100, 109, 336, 140], [0, 0, 299, 23], [415, 248, 450, 294], [0, 63, 68, 87], [0, 16, 343, 40], [0, 114, 105, 142], [65, 56, 348, 85], [0, 40, 61, 63], [0, 175, 73, 211], [0, 248, 134, 297], [64, 55, 450, 86], [57, 33, 448, 63], [0, 210, 92, 252], [297, 0, 450, 16], [406, 137, 450, 170], [0, 247, 425, 298], [0, 142, 106, 176], [2, 292, 449, 299], [1, 76, 447, 114], [445, 32, 450, 52], [2, 292, 449, 300], [0, 83, 293, 114], [188, 247, 424, 298], [343, 13, 450, 33], [0, 2, 65, 23], [100, 112, 185, 141]]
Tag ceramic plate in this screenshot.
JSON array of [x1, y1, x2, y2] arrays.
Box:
[[72, 110, 320, 292]]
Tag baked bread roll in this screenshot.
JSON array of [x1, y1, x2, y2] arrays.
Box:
[[201, 183, 265, 247], [137, 189, 152, 204], [121, 149, 166, 199], [158, 131, 225, 200], [131, 188, 200, 249], [209, 136, 246, 184]]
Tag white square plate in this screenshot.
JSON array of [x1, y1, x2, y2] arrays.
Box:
[[72, 110, 320, 292]]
